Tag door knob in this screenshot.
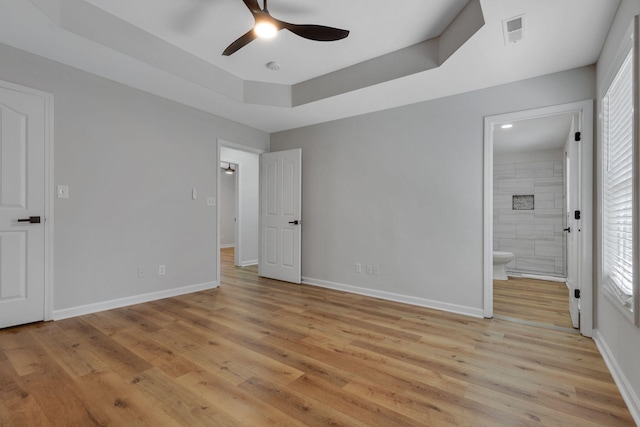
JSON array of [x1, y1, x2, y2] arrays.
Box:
[[563, 227, 571, 233], [18, 216, 41, 224], [288, 220, 301, 225]]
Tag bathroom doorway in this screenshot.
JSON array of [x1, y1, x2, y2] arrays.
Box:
[[483, 101, 594, 336]]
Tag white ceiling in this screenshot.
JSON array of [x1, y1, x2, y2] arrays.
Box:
[[494, 113, 574, 154], [0, 0, 620, 133], [83, 0, 471, 85]]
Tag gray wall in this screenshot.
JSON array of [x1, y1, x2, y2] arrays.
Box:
[[494, 149, 565, 277], [271, 66, 594, 316], [595, 0, 640, 421], [219, 165, 236, 247], [0, 42, 269, 313]]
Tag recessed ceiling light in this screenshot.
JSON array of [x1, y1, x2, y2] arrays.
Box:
[[265, 61, 281, 71], [501, 124, 514, 129]]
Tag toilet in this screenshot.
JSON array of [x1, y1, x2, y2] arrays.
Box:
[[493, 251, 515, 280]]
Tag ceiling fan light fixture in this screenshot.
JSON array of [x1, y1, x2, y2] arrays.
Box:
[[254, 20, 277, 38], [222, 0, 350, 56]]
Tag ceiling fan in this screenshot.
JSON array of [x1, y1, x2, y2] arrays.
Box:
[[223, 0, 350, 56]]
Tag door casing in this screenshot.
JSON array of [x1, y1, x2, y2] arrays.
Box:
[[565, 114, 581, 328]]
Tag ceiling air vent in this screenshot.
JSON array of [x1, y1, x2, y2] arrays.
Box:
[[503, 15, 525, 45]]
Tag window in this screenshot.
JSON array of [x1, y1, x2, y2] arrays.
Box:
[[602, 28, 637, 322]]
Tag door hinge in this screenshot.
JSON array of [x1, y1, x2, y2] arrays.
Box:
[[574, 289, 581, 299], [575, 131, 581, 142], [574, 210, 581, 220]]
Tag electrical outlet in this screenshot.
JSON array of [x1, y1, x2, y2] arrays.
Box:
[[372, 264, 379, 275], [366, 264, 373, 275], [159, 265, 166, 276], [355, 263, 362, 273], [207, 197, 216, 207], [137, 265, 144, 279]]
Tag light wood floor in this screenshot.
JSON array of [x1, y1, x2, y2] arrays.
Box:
[[0, 248, 633, 426], [494, 276, 574, 330]]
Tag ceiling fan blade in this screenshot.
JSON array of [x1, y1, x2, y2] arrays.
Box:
[[277, 22, 349, 41], [241, 0, 262, 14], [223, 29, 259, 56], [266, 3, 312, 16]]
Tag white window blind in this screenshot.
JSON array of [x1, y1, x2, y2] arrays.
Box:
[[603, 48, 634, 310]]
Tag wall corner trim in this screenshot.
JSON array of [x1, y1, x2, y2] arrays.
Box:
[[301, 277, 484, 319], [593, 330, 640, 425], [52, 281, 219, 321]]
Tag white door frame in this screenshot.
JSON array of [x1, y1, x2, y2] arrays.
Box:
[[216, 139, 264, 284], [565, 114, 583, 328], [0, 80, 54, 322], [483, 100, 594, 336]]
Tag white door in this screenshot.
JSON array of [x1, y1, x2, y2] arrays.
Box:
[[259, 149, 301, 283], [565, 116, 581, 329], [0, 85, 47, 329]]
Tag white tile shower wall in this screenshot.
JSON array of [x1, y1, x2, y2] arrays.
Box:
[[494, 149, 565, 276]]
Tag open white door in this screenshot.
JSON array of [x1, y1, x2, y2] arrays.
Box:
[[0, 84, 47, 329], [259, 149, 302, 283], [565, 115, 581, 329]]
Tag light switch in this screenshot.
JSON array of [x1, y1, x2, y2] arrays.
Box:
[[207, 197, 216, 207], [192, 187, 197, 200], [57, 185, 69, 199]]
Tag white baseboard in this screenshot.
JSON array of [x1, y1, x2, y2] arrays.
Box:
[[302, 276, 484, 319], [593, 329, 640, 425], [220, 244, 235, 249], [238, 260, 258, 267], [520, 273, 567, 283], [53, 281, 219, 321]]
